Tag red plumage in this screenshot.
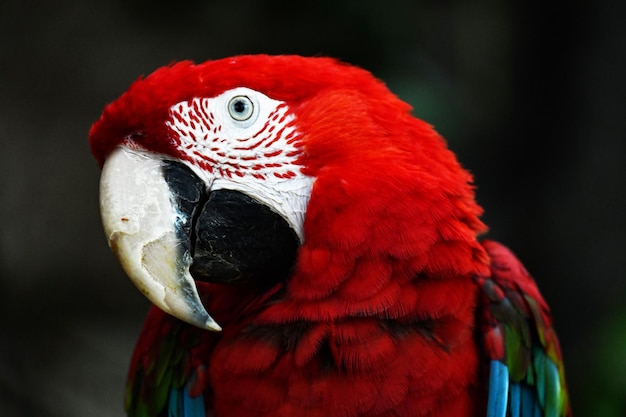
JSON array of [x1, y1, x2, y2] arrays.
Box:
[[90, 55, 569, 417]]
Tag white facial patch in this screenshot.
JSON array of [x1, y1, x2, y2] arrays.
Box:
[[166, 87, 314, 241]]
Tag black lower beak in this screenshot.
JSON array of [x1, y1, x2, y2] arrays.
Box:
[[163, 160, 299, 288]]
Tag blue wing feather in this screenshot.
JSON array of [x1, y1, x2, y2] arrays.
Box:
[[182, 385, 206, 417], [487, 360, 509, 417], [167, 385, 206, 417]]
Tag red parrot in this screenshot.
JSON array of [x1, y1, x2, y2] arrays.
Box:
[[89, 55, 570, 417]]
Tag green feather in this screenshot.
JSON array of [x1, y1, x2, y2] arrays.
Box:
[[155, 337, 177, 385], [504, 324, 527, 381], [152, 365, 175, 414]]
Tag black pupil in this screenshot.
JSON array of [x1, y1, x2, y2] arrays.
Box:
[[233, 100, 247, 113]]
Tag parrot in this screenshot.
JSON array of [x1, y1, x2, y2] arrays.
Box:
[[88, 55, 571, 417]]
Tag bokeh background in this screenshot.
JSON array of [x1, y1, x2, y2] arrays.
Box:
[[1, 1, 624, 416]]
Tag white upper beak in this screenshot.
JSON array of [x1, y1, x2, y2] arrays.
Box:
[[99, 146, 221, 331]]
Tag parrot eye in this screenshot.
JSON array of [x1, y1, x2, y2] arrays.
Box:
[[227, 95, 254, 121]]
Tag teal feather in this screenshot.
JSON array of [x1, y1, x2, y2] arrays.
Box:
[[520, 385, 535, 417], [543, 358, 561, 417], [509, 383, 521, 417], [168, 388, 183, 417], [533, 399, 542, 417], [532, 348, 546, 407]]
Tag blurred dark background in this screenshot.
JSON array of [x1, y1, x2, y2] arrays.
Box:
[[1, 1, 624, 416]]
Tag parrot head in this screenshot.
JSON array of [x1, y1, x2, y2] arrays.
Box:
[[89, 55, 486, 331]]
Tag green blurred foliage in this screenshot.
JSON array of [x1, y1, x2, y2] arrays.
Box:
[[584, 310, 626, 416]]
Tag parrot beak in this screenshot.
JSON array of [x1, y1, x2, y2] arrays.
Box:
[[99, 146, 300, 331], [99, 146, 222, 331]]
